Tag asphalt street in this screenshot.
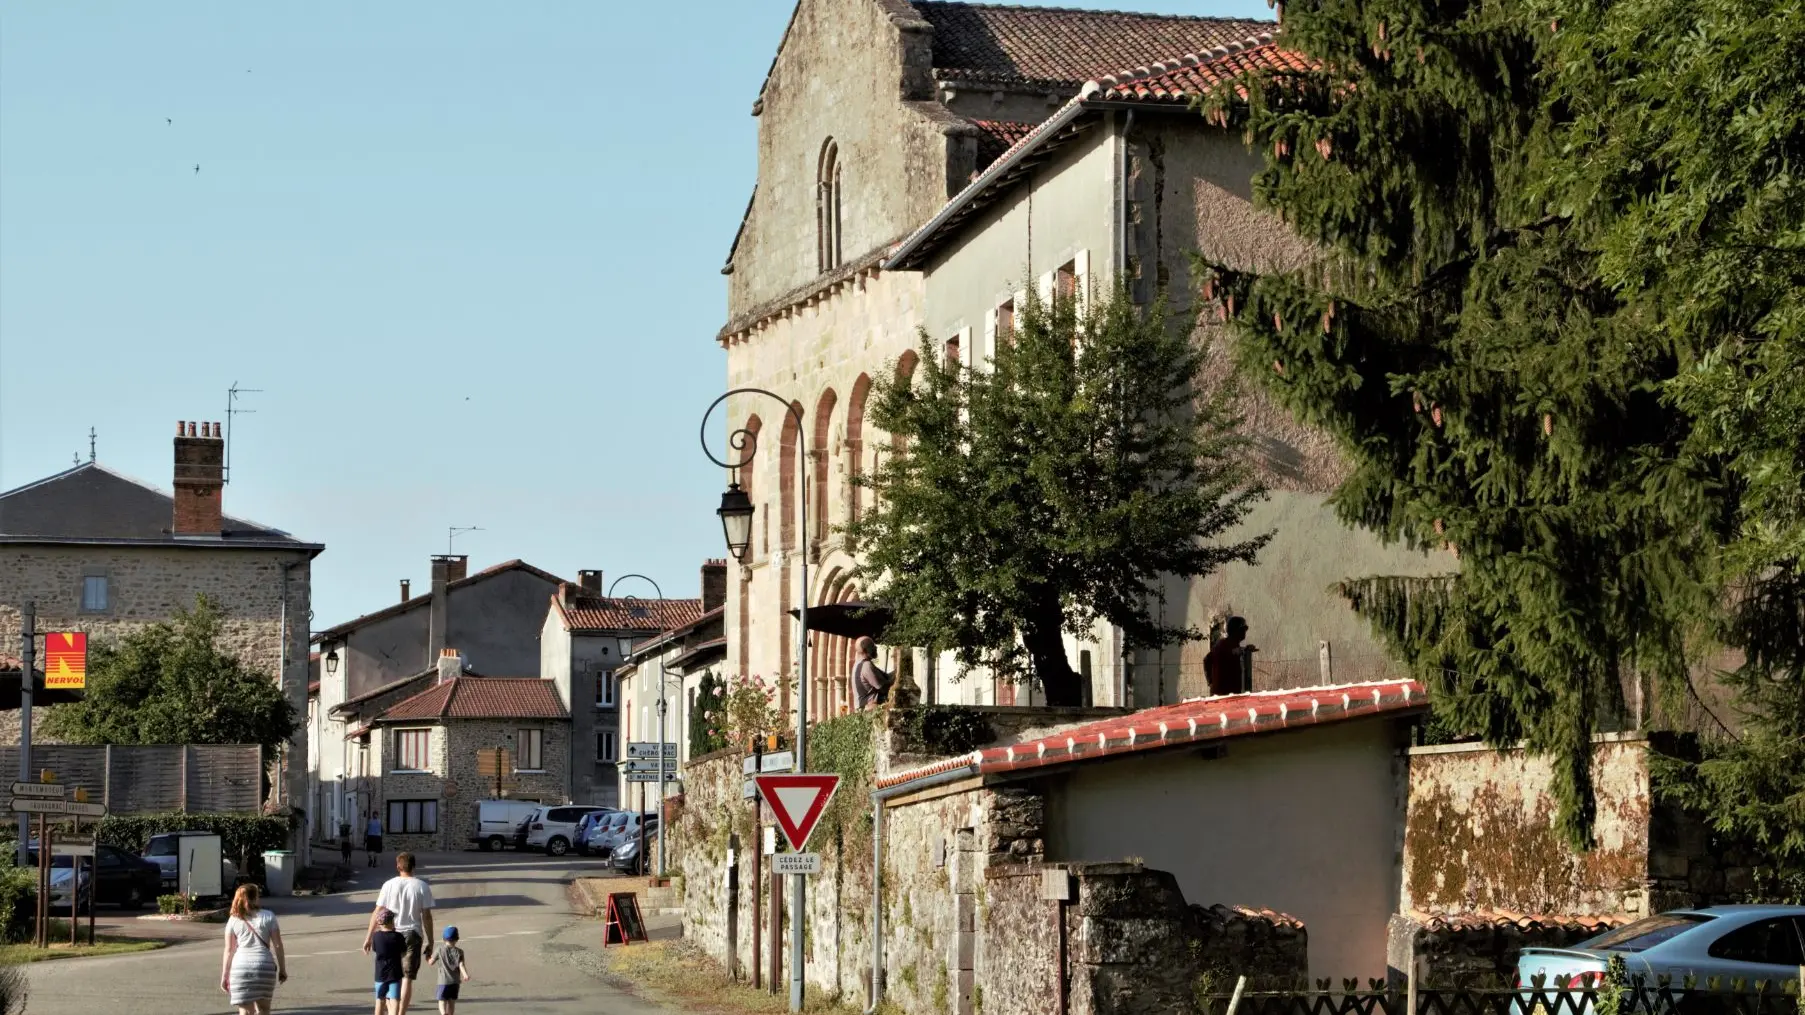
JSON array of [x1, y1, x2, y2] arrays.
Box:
[[19, 848, 682, 1015]]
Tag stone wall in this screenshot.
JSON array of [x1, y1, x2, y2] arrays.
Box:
[[1401, 736, 1653, 919], [1385, 912, 1624, 988]]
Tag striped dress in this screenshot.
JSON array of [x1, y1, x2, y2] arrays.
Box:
[[225, 909, 279, 1005]]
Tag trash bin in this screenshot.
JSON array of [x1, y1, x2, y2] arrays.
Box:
[[263, 851, 295, 897]]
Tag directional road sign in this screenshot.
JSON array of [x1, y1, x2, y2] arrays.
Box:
[[10, 798, 70, 815], [741, 751, 794, 775], [624, 771, 668, 784], [623, 758, 673, 774], [10, 782, 63, 800], [64, 801, 106, 818], [626, 742, 678, 760], [753, 773, 841, 853], [772, 852, 822, 875]]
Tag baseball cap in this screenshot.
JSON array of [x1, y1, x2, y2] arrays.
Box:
[[443, 926, 459, 941]]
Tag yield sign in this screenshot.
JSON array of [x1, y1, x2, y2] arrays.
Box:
[[754, 773, 841, 852]]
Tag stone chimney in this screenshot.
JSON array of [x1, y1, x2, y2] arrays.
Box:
[[428, 556, 453, 665], [400, 579, 411, 603], [701, 559, 728, 613], [171, 421, 225, 536], [438, 647, 462, 684], [442, 555, 469, 582], [558, 582, 579, 611], [578, 570, 603, 593]]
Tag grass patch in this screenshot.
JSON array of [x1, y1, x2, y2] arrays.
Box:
[[0, 921, 165, 963], [604, 939, 861, 1013]]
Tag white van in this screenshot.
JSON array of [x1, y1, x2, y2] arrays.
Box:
[[470, 799, 542, 852]]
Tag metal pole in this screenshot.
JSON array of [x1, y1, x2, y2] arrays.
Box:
[[657, 690, 667, 877], [752, 741, 763, 991], [792, 400, 809, 1013], [17, 603, 34, 866]]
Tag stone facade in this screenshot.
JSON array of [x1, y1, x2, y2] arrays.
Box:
[[369, 717, 570, 853]]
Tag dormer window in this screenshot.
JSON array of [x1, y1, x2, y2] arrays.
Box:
[[818, 139, 843, 272]]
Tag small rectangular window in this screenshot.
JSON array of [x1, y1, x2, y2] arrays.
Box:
[[596, 672, 616, 709], [396, 729, 431, 772], [597, 732, 617, 762], [1056, 261, 1078, 301], [996, 300, 1015, 346], [944, 335, 961, 367], [81, 576, 109, 612], [387, 799, 438, 834], [517, 728, 544, 771]]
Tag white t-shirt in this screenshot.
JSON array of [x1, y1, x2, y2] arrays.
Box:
[[376, 876, 435, 934]]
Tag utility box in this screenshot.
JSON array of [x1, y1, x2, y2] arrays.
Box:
[[179, 834, 224, 899]]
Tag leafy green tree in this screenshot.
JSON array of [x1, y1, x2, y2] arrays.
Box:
[[45, 595, 297, 764], [848, 282, 1269, 706], [1193, 0, 1805, 850]]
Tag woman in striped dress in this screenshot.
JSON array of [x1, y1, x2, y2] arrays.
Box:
[[219, 883, 287, 1014]]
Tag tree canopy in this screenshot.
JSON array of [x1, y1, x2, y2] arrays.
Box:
[[45, 595, 297, 763], [848, 282, 1269, 706], [1195, 0, 1804, 850]]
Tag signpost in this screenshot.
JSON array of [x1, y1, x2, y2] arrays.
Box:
[[624, 770, 666, 784], [771, 853, 821, 875], [627, 742, 678, 760], [11, 782, 64, 800], [753, 774, 840, 855]]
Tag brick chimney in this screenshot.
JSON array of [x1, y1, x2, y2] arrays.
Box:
[[172, 421, 225, 536], [400, 579, 411, 603], [442, 555, 469, 582], [701, 559, 728, 613], [578, 570, 603, 593], [558, 582, 579, 611], [438, 647, 462, 684]]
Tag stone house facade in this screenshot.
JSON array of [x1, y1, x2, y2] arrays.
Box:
[[308, 555, 566, 842], [613, 601, 726, 810], [0, 421, 321, 850], [539, 568, 711, 809], [363, 655, 571, 852]]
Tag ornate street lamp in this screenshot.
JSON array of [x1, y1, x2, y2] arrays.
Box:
[[324, 649, 340, 676], [700, 388, 810, 1013]]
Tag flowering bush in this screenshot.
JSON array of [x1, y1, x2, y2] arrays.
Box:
[[721, 673, 786, 749]]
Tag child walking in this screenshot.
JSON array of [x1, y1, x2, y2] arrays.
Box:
[[371, 909, 405, 1015], [431, 926, 471, 1014]]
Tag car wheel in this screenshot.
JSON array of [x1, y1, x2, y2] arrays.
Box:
[[486, 835, 505, 852], [547, 836, 569, 857]]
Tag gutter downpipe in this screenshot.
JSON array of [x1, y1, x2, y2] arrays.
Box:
[[863, 752, 984, 1014]]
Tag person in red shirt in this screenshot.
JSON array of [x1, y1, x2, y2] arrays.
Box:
[[1202, 617, 1252, 697]]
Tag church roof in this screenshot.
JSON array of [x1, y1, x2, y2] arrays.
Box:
[[0, 462, 321, 552]]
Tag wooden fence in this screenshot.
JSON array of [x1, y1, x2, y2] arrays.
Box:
[[0, 745, 261, 813]]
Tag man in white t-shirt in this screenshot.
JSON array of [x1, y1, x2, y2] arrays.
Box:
[[362, 851, 436, 1015]]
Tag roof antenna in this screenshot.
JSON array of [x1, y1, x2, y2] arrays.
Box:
[[448, 525, 483, 555], [224, 381, 262, 484], [89, 427, 97, 463]]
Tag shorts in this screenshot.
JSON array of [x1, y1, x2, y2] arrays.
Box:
[[401, 930, 425, 979], [366, 835, 383, 853], [437, 985, 461, 1001], [375, 981, 401, 1000]]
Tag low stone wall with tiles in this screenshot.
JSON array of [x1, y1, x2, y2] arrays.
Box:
[[1386, 911, 1625, 987]]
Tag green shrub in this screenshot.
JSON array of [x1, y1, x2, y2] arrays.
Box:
[[0, 857, 35, 944], [157, 894, 192, 915], [893, 706, 993, 757]]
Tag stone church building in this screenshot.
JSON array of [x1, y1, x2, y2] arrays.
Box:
[[719, 0, 1448, 720]]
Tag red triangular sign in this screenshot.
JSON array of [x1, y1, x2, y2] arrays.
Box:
[[754, 773, 840, 852]]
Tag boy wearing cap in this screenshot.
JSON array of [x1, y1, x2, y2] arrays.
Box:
[[430, 926, 471, 1014]]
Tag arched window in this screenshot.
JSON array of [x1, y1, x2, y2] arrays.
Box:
[[818, 139, 843, 273], [812, 388, 837, 546], [780, 403, 803, 551], [846, 374, 871, 526]]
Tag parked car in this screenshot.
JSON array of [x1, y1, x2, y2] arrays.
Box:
[[610, 827, 660, 875], [607, 814, 660, 869], [573, 810, 620, 856], [470, 799, 542, 852], [1518, 906, 1805, 999], [24, 849, 92, 914], [585, 811, 631, 857], [92, 844, 163, 909], [142, 831, 240, 895], [524, 805, 611, 857]]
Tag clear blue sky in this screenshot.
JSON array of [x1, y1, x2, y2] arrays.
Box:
[[0, 0, 1273, 630]]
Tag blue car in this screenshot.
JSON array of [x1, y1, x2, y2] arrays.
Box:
[[1518, 906, 1805, 1008], [573, 809, 619, 857]]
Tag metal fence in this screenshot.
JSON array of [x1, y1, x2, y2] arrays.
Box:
[[1202, 982, 1803, 1015], [0, 745, 261, 814]]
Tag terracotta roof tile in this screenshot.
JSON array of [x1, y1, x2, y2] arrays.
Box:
[[914, 3, 1274, 90], [376, 677, 568, 723], [877, 680, 1426, 789], [559, 594, 704, 635], [1405, 909, 1630, 937], [969, 119, 1040, 169], [1092, 38, 1311, 104]]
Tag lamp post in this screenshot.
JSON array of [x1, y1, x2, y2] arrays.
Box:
[[608, 574, 668, 876], [701, 389, 809, 1013]]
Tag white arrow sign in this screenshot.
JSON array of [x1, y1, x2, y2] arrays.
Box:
[[10, 782, 63, 800]]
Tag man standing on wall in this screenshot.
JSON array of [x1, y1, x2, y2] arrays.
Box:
[[1203, 616, 1253, 697], [362, 851, 436, 1015]]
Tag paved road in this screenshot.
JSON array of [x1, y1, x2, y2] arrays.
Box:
[[21, 849, 681, 1015]]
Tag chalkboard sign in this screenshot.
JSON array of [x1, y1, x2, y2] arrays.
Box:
[[603, 892, 648, 947]]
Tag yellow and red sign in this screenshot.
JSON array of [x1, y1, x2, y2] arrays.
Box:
[[44, 632, 86, 690]]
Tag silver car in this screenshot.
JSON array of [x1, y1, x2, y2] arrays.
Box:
[[1518, 906, 1805, 995]]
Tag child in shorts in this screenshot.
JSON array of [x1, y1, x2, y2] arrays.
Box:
[[371, 909, 405, 1015], [431, 926, 471, 1014]]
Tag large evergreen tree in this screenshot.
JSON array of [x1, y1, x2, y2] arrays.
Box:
[[848, 283, 1269, 706], [46, 595, 297, 764]]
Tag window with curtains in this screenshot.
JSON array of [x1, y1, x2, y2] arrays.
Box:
[[387, 799, 437, 834], [395, 729, 432, 772], [517, 728, 544, 771]]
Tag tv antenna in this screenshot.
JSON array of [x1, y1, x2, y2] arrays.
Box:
[[448, 526, 483, 555], [224, 381, 262, 483], [88, 427, 97, 463]]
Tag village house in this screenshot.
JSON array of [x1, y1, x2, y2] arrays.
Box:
[[0, 420, 321, 849], [718, 0, 1445, 722], [539, 568, 711, 808], [307, 555, 566, 842], [356, 648, 571, 852], [613, 594, 727, 811]]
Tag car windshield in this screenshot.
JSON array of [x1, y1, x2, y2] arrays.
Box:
[[146, 837, 175, 857], [1582, 913, 1716, 952]]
